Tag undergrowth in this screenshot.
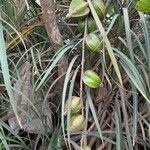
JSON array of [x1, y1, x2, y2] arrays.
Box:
[[0, 0, 150, 149]]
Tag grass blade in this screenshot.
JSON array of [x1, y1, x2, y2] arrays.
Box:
[[86, 87, 103, 144], [114, 48, 150, 102], [87, 0, 123, 86], [119, 88, 133, 150], [0, 124, 10, 150], [0, 15, 22, 128], [123, 8, 138, 144], [35, 44, 73, 91], [139, 12, 150, 72], [67, 65, 80, 149], [123, 8, 134, 62], [115, 111, 122, 150], [61, 55, 78, 146]]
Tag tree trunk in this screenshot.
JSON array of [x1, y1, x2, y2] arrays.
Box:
[[40, 0, 67, 104], [40, 0, 63, 45]]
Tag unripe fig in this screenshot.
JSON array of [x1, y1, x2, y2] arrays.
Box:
[[70, 114, 85, 132], [92, 0, 105, 18], [85, 33, 102, 53], [80, 146, 91, 150], [66, 0, 90, 18], [83, 70, 101, 88], [64, 96, 83, 114], [135, 0, 150, 13], [78, 18, 97, 33]]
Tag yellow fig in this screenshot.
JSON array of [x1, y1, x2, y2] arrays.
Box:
[[64, 96, 83, 114], [66, 0, 90, 18], [85, 33, 103, 53], [92, 0, 105, 18], [70, 114, 85, 132], [80, 146, 91, 150]]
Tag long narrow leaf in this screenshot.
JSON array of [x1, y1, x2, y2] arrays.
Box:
[[114, 48, 150, 102], [86, 87, 103, 144], [139, 12, 150, 71], [0, 124, 10, 150], [0, 16, 21, 127], [35, 44, 73, 91], [123, 8, 138, 144], [67, 65, 80, 149], [87, 0, 123, 86], [119, 88, 133, 150], [115, 111, 122, 150], [61, 55, 78, 146]]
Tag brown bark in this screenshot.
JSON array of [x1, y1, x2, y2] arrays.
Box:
[[40, 0, 67, 74], [40, 0, 63, 46], [40, 0, 67, 104]]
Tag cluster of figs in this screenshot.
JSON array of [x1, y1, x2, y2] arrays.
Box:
[[65, 1, 105, 149], [64, 96, 91, 150], [66, 0, 105, 89], [66, 0, 105, 53], [64, 72, 101, 149]]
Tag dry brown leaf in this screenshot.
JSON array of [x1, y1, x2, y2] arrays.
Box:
[[8, 62, 53, 133]]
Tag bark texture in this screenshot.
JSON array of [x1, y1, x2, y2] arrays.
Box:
[[40, 0, 67, 103], [40, 0, 63, 46]]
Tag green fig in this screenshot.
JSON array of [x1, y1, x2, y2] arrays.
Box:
[[70, 114, 86, 132], [135, 0, 150, 12], [64, 96, 83, 114], [85, 33, 103, 53], [83, 70, 101, 88], [92, 0, 105, 18], [66, 0, 90, 18], [78, 18, 97, 34]]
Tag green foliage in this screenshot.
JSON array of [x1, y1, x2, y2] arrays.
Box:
[[0, 0, 150, 149]]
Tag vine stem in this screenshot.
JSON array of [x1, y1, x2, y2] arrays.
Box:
[[80, 18, 88, 148]]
